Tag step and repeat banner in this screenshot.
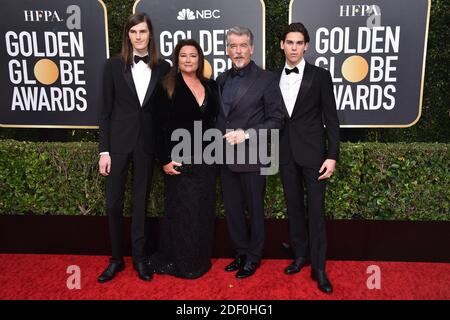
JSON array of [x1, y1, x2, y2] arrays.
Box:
[[0, 0, 108, 128], [290, 0, 430, 127], [0, 0, 430, 128], [134, 0, 265, 80]]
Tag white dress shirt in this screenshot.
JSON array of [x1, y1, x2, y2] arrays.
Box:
[[131, 52, 152, 107], [279, 59, 305, 117]]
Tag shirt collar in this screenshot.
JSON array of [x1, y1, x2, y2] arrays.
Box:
[[284, 58, 305, 73], [232, 60, 254, 77], [132, 51, 149, 66]]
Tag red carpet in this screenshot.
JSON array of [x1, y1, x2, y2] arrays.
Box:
[[0, 254, 449, 300]]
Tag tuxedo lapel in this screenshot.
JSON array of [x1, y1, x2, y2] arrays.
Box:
[[229, 63, 259, 114], [217, 71, 230, 117], [276, 66, 284, 82], [122, 64, 140, 105], [141, 63, 160, 108], [217, 71, 228, 94], [291, 61, 314, 117], [277, 67, 290, 118]]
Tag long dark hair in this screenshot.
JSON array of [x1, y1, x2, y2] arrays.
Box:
[[120, 13, 159, 68], [164, 39, 206, 98]]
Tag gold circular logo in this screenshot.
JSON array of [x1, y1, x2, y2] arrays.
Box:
[[341, 55, 369, 83], [203, 59, 212, 79], [34, 59, 59, 85]]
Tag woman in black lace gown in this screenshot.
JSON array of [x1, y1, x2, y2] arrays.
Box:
[[150, 39, 219, 279]]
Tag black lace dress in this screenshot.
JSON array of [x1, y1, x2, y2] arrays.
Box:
[[150, 74, 219, 279]]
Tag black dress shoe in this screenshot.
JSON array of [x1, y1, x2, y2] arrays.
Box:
[[284, 257, 310, 275], [133, 261, 153, 281], [236, 261, 260, 279], [97, 260, 125, 283], [311, 269, 333, 294], [224, 255, 246, 272]]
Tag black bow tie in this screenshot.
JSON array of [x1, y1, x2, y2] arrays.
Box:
[[134, 55, 149, 64], [231, 68, 244, 78], [285, 67, 299, 75]]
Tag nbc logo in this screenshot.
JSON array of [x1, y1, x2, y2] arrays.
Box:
[[177, 8, 195, 20]]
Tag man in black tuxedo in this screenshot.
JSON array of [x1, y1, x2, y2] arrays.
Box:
[[97, 13, 170, 282], [278, 23, 340, 294], [216, 26, 284, 279]]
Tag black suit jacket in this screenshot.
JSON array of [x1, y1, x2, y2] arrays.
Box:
[[216, 61, 284, 172], [98, 57, 170, 155], [278, 61, 340, 167]]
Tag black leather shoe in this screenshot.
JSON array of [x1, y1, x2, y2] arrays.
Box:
[[97, 260, 125, 283], [133, 261, 153, 281], [311, 269, 333, 294], [224, 255, 246, 272], [284, 257, 310, 275], [236, 261, 260, 279]]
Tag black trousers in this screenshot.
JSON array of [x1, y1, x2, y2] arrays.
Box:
[[105, 142, 154, 263], [221, 165, 266, 263], [280, 160, 327, 271]]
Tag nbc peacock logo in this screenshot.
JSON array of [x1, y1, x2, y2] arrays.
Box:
[[177, 8, 195, 20]]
